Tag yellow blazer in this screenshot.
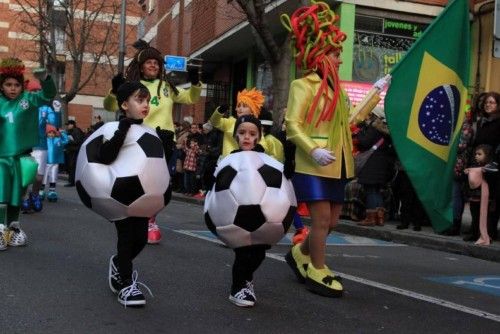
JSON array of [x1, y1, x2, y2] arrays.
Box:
[[285, 73, 354, 179], [103, 79, 202, 133]]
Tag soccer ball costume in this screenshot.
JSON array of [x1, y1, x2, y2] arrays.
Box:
[[76, 122, 170, 221]]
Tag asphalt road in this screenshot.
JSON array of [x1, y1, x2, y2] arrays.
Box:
[[1, 184, 499, 333]]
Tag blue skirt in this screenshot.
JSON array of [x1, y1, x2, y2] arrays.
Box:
[[292, 173, 348, 203]]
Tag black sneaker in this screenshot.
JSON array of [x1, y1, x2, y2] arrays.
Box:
[[117, 271, 152, 307], [229, 281, 256, 307], [483, 162, 498, 173], [108, 255, 123, 294]]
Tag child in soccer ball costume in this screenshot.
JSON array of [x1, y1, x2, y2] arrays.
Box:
[[226, 114, 269, 307], [0, 58, 56, 250], [43, 124, 69, 202], [96, 81, 166, 307], [103, 40, 201, 244]]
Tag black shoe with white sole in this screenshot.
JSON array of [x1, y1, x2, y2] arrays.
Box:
[[229, 281, 256, 307], [117, 271, 152, 307]]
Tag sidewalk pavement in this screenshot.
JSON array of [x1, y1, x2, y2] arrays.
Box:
[[172, 192, 500, 263]]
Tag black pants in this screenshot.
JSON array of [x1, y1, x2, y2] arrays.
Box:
[[232, 245, 267, 292], [114, 217, 148, 283], [66, 150, 78, 184], [393, 170, 429, 227]]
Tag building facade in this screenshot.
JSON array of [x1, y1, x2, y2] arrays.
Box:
[[0, 0, 143, 130]]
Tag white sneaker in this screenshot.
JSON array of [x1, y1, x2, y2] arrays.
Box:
[[7, 221, 27, 247], [0, 224, 8, 251]]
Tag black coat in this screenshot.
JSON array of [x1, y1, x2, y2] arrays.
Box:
[[473, 116, 500, 162], [356, 124, 395, 185]]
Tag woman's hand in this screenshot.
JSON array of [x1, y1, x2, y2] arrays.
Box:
[[311, 148, 335, 166]]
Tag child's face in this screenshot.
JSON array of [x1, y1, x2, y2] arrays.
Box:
[[235, 122, 259, 151], [475, 149, 486, 164], [47, 131, 56, 138], [122, 90, 150, 119], [1, 77, 23, 100], [236, 102, 252, 117], [141, 59, 160, 80]]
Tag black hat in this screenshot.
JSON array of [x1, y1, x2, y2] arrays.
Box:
[[233, 115, 262, 138], [116, 81, 148, 109], [258, 109, 273, 126], [133, 39, 163, 68], [66, 120, 76, 126]]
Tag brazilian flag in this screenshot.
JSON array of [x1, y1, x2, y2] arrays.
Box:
[[384, 0, 470, 232]]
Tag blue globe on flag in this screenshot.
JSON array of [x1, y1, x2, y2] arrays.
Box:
[[418, 84, 460, 145]]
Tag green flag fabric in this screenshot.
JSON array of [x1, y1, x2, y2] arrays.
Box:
[[384, 0, 470, 232]]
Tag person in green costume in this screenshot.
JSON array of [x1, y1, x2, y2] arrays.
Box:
[[0, 58, 57, 250]]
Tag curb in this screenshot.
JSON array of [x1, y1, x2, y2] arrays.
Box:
[[171, 193, 500, 263]]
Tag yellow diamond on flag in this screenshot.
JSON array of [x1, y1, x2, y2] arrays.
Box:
[[407, 52, 466, 162]]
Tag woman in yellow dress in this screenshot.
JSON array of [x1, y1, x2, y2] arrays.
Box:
[[281, 1, 388, 297]]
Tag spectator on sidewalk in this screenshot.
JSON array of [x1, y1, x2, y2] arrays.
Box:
[[470, 92, 500, 241], [393, 160, 429, 231], [356, 108, 395, 227]]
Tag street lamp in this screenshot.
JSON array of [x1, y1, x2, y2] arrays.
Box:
[[117, 0, 126, 73]]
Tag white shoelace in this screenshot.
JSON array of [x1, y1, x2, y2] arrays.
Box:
[[234, 281, 256, 301], [119, 271, 153, 307]]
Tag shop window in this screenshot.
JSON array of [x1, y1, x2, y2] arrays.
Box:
[[353, 14, 428, 83]]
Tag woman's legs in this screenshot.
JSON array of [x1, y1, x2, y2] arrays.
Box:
[[300, 201, 342, 269]]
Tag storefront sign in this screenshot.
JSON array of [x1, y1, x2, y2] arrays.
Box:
[[384, 19, 426, 38], [341, 81, 385, 107]]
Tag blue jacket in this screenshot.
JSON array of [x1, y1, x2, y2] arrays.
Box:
[[34, 105, 61, 150], [47, 131, 69, 164]]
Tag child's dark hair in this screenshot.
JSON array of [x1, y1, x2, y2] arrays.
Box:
[[475, 144, 493, 163], [116, 81, 150, 113]]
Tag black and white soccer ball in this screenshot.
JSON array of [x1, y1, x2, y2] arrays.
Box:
[[75, 122, 170, 221], [204, 151, 297, 248]]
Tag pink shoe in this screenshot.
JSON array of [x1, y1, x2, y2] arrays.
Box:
[[148, 217, 162, 244]]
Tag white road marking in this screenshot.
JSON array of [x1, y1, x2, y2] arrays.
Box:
[[176, 229, 500, 323]]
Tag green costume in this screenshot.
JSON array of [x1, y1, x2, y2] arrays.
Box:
[[0, 76, 56, 208]]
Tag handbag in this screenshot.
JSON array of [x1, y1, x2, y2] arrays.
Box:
[[354, 138, 384, 175]]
